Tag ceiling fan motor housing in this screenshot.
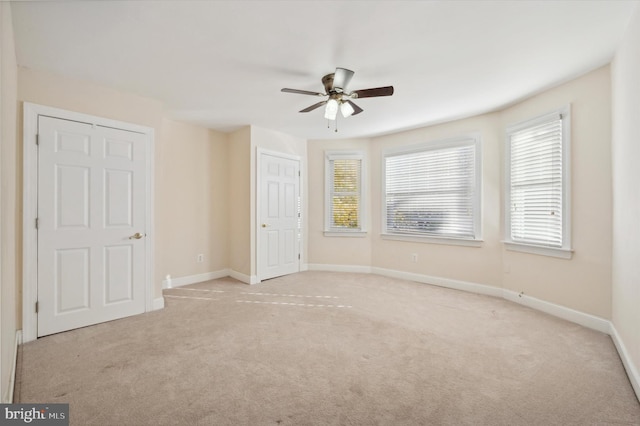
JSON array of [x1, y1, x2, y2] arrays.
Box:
[[322, 73, 336, 94]]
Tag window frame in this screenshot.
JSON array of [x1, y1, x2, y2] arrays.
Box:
[[504, 106, 572, 259], [381, 135, 482, 246], [324, 150, 367, 237]]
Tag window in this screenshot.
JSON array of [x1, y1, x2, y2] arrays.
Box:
[[382, 136, 481, 245], [505, 107, 571, 258], [325, 151, 365, 236]]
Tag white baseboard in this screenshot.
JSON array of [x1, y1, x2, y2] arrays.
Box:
[[229, 270, 258, 285], [153, 297, 165, 310], [310, 264, 608, 333], [4, 330, 22, 403], [372, 267, 504, 298], [374, 268, 609, 334], [307, 263, 373, 274], [162, 269, 230, 289], [161, 269, 259, 287], [610, 324, 640, 402], [502, 289, 610, 333], [307, 264, 503, 298]]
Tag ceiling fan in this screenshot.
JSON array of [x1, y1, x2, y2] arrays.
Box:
[[281, 67, 394, 124]]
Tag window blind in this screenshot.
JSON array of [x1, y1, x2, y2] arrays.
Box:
[[384, 142, 477, 238], [329, 157, 361, 230], [509, 116, 563, 247]]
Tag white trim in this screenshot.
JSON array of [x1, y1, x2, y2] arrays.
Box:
[[504, 241, 574, 259], [323, 231, 367, 238], [22, 103, 38, 343], [610, 324, 640, 402], [308, 264, 608, 333], [502, 289, 609, 333], [145, 127, 156, 312], [162, 270, 230, 289], [256, 148, 301, 162], [229, 270, 259, 285], [22, 103, 155, 343], [256, 148, 302, 281], [307, 263, 373, 274], [381, 233, 483, 247], [24, 103, 153, 134], [372, 267, 504, 298], [382, 134, 480, 156], [505, 110, 564, 134], [153, 297, 165, 311], [381, 134, 482, 241], [504, 105, 572, 255], [3, 330, 21, 403], [324, 150, 367, 234]]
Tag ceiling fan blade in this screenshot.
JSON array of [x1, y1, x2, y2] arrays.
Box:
[[345, 100, 363, 115], [333, 68, 354, 91], [299, 101, 327, 113], [281, 88, 325, 97], [351, 86, 394, 99]]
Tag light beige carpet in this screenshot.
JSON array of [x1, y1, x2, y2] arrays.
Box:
[[15, 272, 640, 425]]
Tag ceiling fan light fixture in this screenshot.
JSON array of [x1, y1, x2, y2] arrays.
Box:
[[281, 67, 393, 128], [340, 100, 355, 118], [324, 98, 339, 120]]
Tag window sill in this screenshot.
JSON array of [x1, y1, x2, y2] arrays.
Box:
[[503, 241, 573, 259], [324, 231, 368, 238], [381, 233, 483, 247]]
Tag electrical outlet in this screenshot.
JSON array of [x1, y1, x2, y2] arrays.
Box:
[[197, 254, 204, 263], [411, 253, 418, 263]]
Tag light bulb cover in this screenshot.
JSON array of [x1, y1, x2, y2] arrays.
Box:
[[324, 99, 339, 120], [341, 101, 355, 118]]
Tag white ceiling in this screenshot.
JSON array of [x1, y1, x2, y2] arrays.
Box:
[[10, 0, 639, 140]]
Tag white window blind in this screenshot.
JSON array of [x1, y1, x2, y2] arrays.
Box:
[[504, 107, 571, 258], [326, 153, 363, 232], [384, 138, 479, 239], [508, 114, 564, 247]]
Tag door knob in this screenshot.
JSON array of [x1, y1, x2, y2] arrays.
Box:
[[129, 232, 145, 240], [261, 224, 269, 228]]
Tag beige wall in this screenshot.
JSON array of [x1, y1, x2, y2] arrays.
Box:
[[306, 138, 373, 267], [612, 5, 640, 395], [18, 68, 239, 298], [18, 68, 166, 300], [1, 1, 18, 403], [156, 119, 229, 281], [228, 126, 251, 277], [501, 66, 612, 318], [307, 112, 503, 286], [19, 68, 164, 132], [372, 113, 503, 287], [227, 125, 307, 281], [307, 66, 613, 319]]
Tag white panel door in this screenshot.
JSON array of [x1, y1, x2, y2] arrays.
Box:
[[259, 153, 300, 280], [37, 116, 147, 337]]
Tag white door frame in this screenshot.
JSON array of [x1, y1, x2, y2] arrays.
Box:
[[22, 102, 156, 343], [256, 148, 302, 282]]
